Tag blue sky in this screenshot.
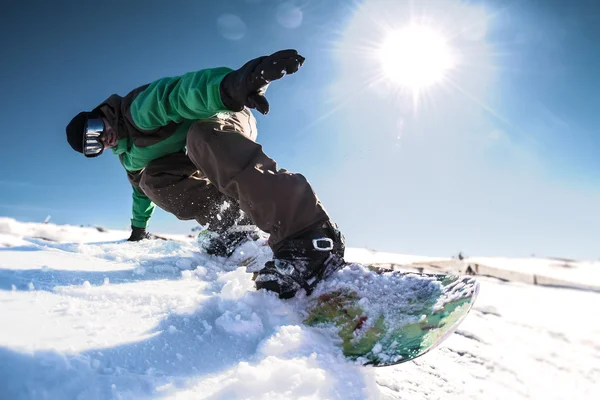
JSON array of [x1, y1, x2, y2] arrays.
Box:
[[0, 0, 598, 259]]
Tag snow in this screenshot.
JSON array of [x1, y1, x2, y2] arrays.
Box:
[[466, 256, 600, 290], [346, 246, 600, 292], [312, 265, 470, 332], [345, 248, 446, 265], [0, 217, 598, 399]]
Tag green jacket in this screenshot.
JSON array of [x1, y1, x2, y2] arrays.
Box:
[[93, 67, 234, 228]]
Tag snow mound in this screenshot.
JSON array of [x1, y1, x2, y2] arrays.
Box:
[[0, 217, 127, 244]]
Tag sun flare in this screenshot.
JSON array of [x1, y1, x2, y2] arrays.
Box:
[[379, 24, 455, 91]]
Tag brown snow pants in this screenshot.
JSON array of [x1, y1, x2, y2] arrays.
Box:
[[136, 109, 329, 249]]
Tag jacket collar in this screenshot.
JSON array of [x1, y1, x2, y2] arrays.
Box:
[[93, 94, 131, 155], [93, 94, 127, 141]]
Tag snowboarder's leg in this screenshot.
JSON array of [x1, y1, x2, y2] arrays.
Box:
[[186, 108, 330, 249], [186, 109, 345, 298], [137, 151, 248, 234]]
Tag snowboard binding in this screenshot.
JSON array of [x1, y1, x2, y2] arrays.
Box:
[[255, 221, 346, 299]]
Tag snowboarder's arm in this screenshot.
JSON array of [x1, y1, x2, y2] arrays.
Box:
[[129, 68, 233, 131], [131, 186, 155, 229]]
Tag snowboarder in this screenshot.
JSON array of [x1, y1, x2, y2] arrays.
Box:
[[65, 49, 345, 299]]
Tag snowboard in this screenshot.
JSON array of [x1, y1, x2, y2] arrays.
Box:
[[301, 263, 479, 367]]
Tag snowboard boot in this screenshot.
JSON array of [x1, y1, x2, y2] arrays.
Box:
[[254, 221, 345, 299], [198, 225, 263, 258]]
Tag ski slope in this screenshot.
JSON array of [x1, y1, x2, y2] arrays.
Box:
[[0, 217, 598, 399]]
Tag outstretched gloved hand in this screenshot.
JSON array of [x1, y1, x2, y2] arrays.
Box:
[[220, 49, 305, 115]]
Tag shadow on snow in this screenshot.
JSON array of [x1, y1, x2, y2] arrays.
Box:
[[0, 295, 271, 399]]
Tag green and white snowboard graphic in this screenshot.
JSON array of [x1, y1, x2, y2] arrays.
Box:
[[302, 264, 479, 366]]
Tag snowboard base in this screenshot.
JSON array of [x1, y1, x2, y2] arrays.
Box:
[[303, 264, 479, 366]]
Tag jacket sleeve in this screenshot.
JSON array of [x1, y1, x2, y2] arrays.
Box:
[[131, 186, 155, 229], [129, 67, 233, 131]]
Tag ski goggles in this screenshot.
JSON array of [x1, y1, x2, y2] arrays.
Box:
[[83, 117, 105, 158]]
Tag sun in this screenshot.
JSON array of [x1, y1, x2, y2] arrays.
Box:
[[379, 24, 455, 91]]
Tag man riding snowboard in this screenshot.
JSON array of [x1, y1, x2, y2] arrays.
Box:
[[65, 49, 345, 299]]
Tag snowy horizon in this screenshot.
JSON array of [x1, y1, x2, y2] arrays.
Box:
[[4, 215, 597, 263]]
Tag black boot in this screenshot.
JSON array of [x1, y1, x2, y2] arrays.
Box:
[[254, 221, 345, 299], [198, 212, 264, 258], [198, 227, 262, 257]]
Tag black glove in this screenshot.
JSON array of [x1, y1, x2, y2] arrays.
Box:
[[127, 226, 151, 241], [220, 49, 305, 115]]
